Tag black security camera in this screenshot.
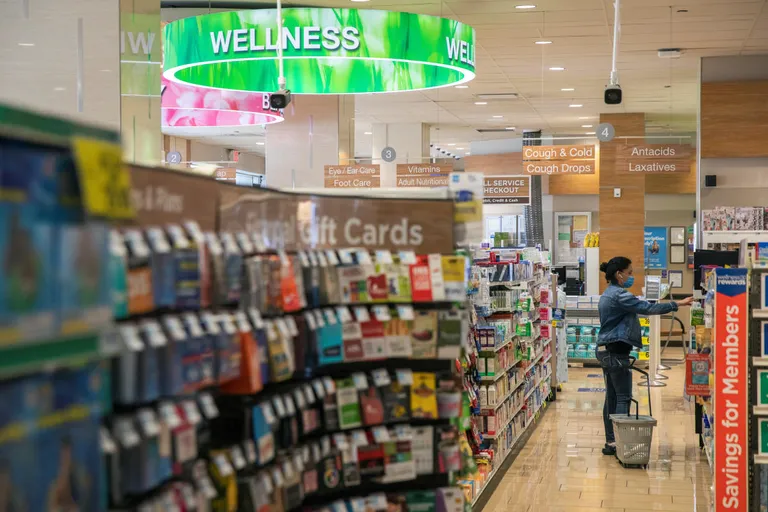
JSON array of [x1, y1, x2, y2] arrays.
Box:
[[270, 90, 292, 109], [604, 84, 622, 105]]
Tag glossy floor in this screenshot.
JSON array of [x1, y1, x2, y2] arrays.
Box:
[[481, 361, 712, 512]]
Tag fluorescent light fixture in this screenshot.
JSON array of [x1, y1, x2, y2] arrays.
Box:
[[561, 88, 575, 91], [455, 85, 469, 89], [535, 40, 552, 45], [351, 0, 370, 2], [256, 142, 265, 145], [474, 101, 488, 105], [549, 67, 565, 71], [466, 152, 471, 155], [516, 4, 536, 9], [457, 147, 465, 150], [18, 43, 34, 47], [492, 115, 503, 118], [506, 127, 516, 130], [364, 131, 372, 135], [582, 124, 593, 128], [586, 131, 596, 135], [569, 104, 583, 108], [446, 143, 456, 146], [578, 116, 591, 120], [54, 87, 66, 92]]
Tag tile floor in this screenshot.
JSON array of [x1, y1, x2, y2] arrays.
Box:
[[481, 361, 713, 512]]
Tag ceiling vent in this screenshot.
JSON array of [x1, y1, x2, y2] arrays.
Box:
[[475, 93, 519, 100], [477, 128, 517, 133], [657, 48, 683, 59]]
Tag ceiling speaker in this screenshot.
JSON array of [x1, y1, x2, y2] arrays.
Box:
[[705, 175, 717, 187]]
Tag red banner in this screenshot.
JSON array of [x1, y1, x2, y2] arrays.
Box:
[[685, 353, 711, 396], [714, 268, 748, 511]]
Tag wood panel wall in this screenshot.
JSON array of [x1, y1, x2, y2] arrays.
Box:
[[598, 113, 646, 295], [645, 161, 697, 194], [701, 80, 768, 158]]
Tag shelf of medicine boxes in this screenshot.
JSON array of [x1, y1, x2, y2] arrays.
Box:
[[471, 369, 552, 507]]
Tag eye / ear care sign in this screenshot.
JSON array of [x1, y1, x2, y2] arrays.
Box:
[[714, 268, 748, 512]]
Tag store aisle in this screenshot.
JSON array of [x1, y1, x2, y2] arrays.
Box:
[[481, 363, 712, 512]]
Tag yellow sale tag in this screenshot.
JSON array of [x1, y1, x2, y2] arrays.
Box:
[[71, 137, 134, 219], [642, 336, 649, 346], [639, 318, 650, 327], [639, 351, 649, 360]]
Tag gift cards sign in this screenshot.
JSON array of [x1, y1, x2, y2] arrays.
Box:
[[395, 164, 452, 188], [522, 144, 596, 175], [324, 165, 381, 188], [483, 176, 530, 205]]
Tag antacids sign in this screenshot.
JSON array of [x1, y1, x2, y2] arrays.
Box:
[[163, 9, 476, 94]]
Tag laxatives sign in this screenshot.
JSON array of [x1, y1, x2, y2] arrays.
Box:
[[714, 268, 748, 512], [483, 176, 530, 205], [522, 144, 596, 175], [616, 144, 693, 173]]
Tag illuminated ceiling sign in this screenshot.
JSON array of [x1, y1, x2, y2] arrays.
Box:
[[161, 76, 284, 128], [163, 8, 476, 94]]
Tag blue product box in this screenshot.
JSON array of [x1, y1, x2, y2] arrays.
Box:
[[252, 327, 271, 386], [762, 321, 768, 358], [57, 223, 112, 336], [174, 248, 201, 310], [317, 324, 344, 366], [763, 273, 768, 309], [109, 231, 129, 320]]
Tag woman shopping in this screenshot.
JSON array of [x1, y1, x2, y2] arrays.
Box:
[[596, 256, 693, 456]]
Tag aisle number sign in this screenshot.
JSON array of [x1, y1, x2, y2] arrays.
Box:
[[714, 267, 748, 512], [71, 137, 135, 219]]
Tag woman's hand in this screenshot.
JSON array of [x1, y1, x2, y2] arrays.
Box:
[[677, 296, 695, 307]]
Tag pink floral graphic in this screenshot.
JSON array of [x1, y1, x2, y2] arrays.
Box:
[[161, 77, 283, 127]]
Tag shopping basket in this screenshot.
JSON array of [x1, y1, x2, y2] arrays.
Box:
[[609, 357, 657, 468]]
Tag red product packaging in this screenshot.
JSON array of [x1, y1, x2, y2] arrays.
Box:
[[409, 256, 433, 302]]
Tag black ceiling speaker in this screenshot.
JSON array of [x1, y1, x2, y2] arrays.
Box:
[[705, 175, 717, 187]]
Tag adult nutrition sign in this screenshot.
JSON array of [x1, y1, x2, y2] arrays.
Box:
[[714, 267, 748, 511]]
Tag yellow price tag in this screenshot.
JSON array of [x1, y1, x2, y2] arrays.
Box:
[[639, 318, 650, 327], [642, 336, 649, 346], [639, 351, 649, 360], [71, 137, 134, 220]]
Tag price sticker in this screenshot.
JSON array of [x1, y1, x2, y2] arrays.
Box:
[[219, 232, 239, 254], [353, 306, 371, 323], [285, 316, 299, 337], [183, 313, 205, 338], [182, 400, 203, 426], [322, 376, 336, 395], [219, 314, 237, 335], [396, 305, 415, 321], [146, 227, 172, 254], [71, 136, 134, 219], [137, 408, 161, 438], [234, 311, 252, 333], [313, 310, 326, 327], [351, 372, 369, 390], [312, 379, 326, 399], [272, 396, 287, 418], [336, 306, 353, 324], [371, 305, 392, 322], [118, 323, 144, 352], [356, 250, 373, 266], [298, 251, 311, 267], [325, 250, 340, 266], [248, 308, 265, 330], [236, 232, 255, 254], [198, 393, 220, 419], [243, 440, 257, 464], [230, 446, 247, 470], [371, 369, 391, 387], [338, 250, 355, 265], [261, 402, 277, 426], [204, 232, 224, 256], [140, 320, 167, 348], [100, 426, 118, 454], [283, 395, 297, 416], [293, 388, 307, 409], [324, 308, 338, 325], [158, 402, 183, 430], [252, 232, 268, 253], [167, 225, 191, 250], [303, 384, 316, 404], [308, 251, 319, 267], [163, 315, 188, 342], [304, 311, 318, 330]]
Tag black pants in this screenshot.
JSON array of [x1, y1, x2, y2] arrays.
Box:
[[596, 347, 633, 444]]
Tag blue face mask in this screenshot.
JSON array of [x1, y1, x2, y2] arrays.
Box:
[[621, 276, 635, 289]]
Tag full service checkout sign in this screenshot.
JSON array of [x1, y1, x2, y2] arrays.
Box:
[[714, 268, 748, 511], [483, 176, 530, 205], [522, 144, 596, 175], [324, 164, 381, 188]]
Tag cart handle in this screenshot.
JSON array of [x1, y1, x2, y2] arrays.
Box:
[[628, 398, 640, 420], [627, 355, 654, 418]]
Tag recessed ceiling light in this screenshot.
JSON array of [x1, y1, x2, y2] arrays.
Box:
[[446, 143, 456, 146], [506, 127, 516, 130], [18, 43, 34, 47], [569, 104, 583, 108], [549, 67, 565, 71], [455, 85, 469, 89], [582, 124, 593, 128], [256, 142, 265, 146], [578, 116, 591, 120], [100, 69, 112, 73], [535, 40, 552, 45], [516, 4, 536, 9], [351, 0, 370, 2], [474, 101, 488, 105], [561, 88, 575, 92], [364, 131, 372, 135], [54, 87, 66, 91], [457, 147, 465, 150], [492, 115, 503, 118], [585, 132, 596, 135]]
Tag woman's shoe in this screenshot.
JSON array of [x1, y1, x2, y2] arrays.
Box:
[[602, 443, 617, 456]]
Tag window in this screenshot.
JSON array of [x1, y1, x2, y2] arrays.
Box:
[[484, 214, 525, 247]]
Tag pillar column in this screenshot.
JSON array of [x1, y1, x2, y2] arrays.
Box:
[[371, 123, 430, 187], [264, 95, 354, 189], [598, 113, 646, 294], [120, 0, 162, 165]]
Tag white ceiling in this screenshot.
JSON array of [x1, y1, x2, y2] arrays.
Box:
[[167, 0, 768, 158]]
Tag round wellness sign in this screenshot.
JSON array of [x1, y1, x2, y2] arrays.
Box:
[[163, 9, 476, 94]]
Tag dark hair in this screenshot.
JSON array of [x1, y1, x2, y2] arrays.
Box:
[[600, 256, 632, 284]]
